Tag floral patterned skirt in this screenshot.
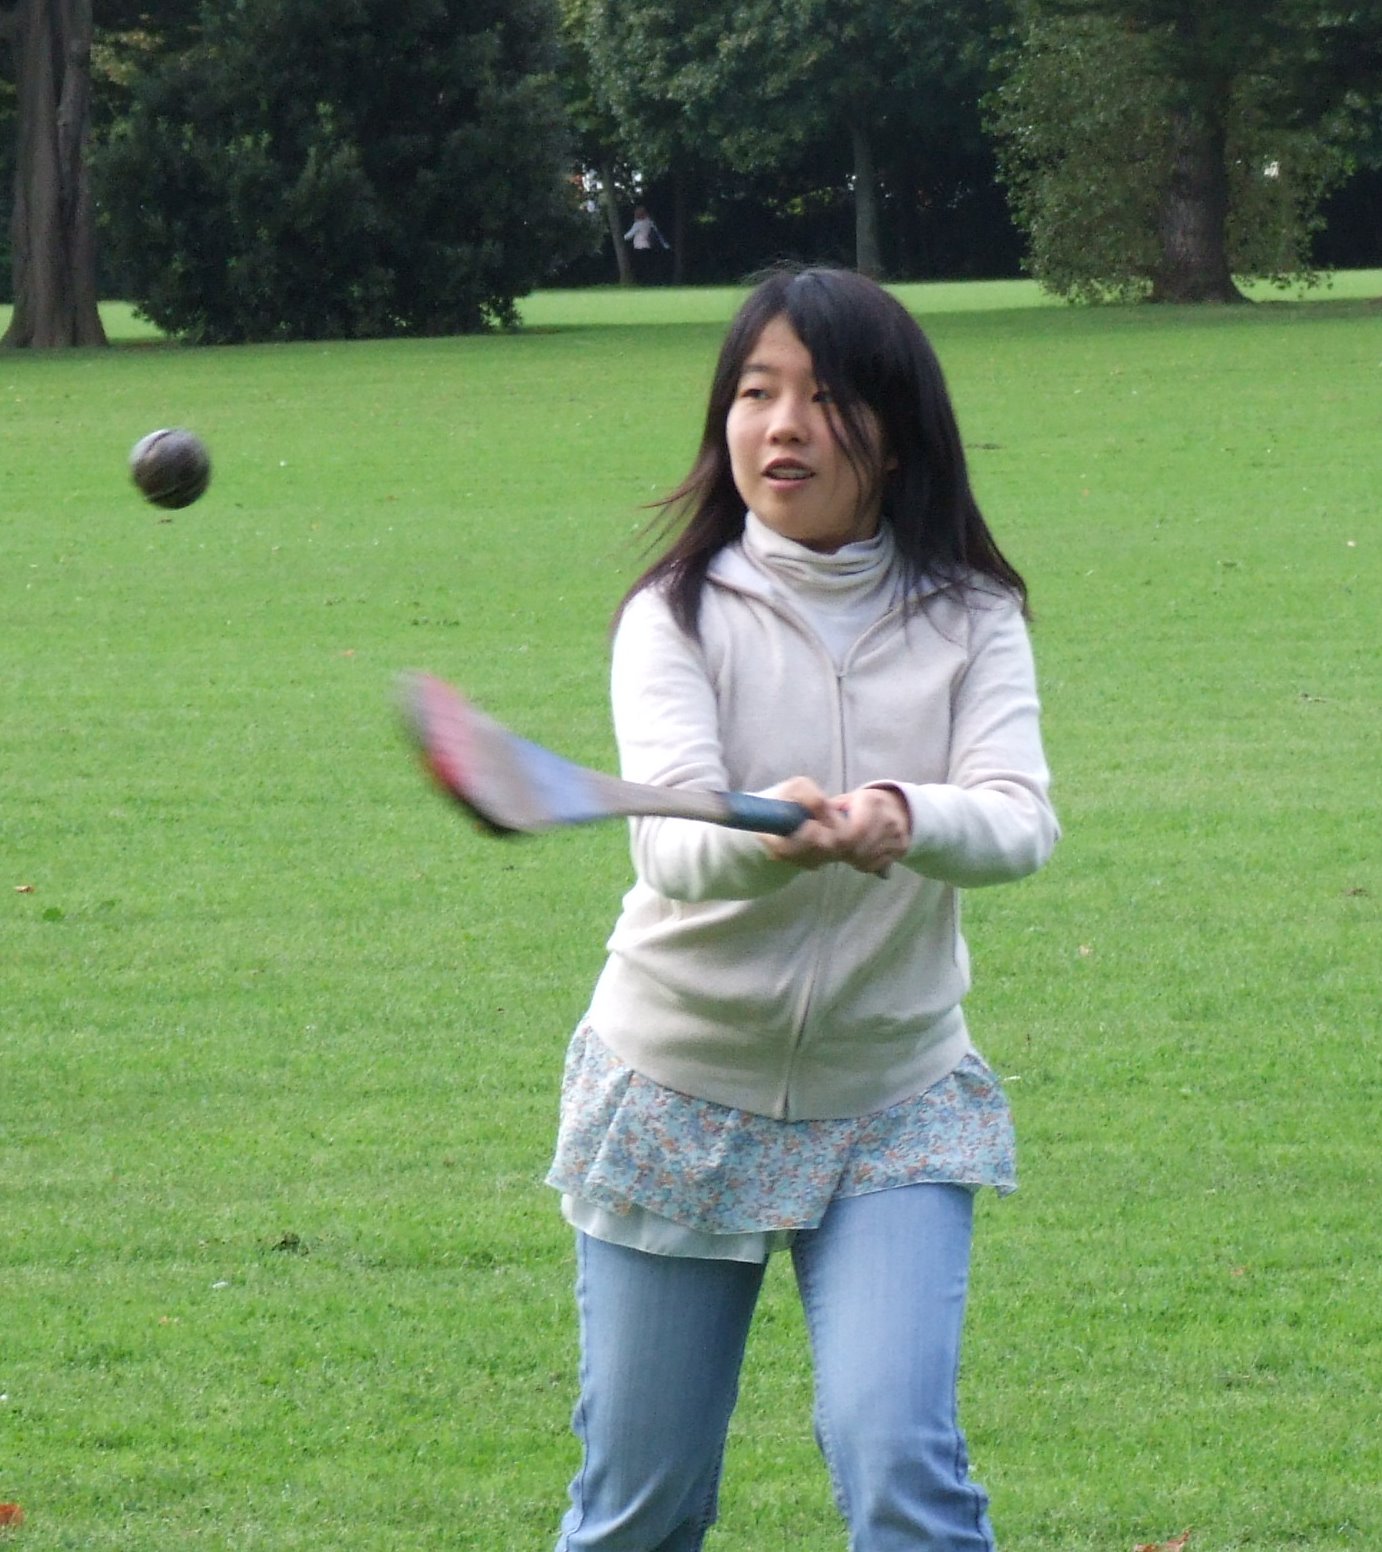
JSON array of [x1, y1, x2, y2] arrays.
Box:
[[546, 1021, 1017, 1243]]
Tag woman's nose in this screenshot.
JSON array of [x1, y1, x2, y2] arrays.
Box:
[[767, 395, 808, 440]]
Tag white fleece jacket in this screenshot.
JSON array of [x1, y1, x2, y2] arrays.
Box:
[[586, 517, 1059, 1121]]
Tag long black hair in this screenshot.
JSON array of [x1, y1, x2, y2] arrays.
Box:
[[618, 265, 1028, 636]]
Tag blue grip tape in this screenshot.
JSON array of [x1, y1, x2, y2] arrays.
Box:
[[718, 793, 813, 836]]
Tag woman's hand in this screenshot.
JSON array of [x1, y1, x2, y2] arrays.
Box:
[[757, 780, 910, 876], [832, 785, 912, 876], [757, 777, 848, 870]]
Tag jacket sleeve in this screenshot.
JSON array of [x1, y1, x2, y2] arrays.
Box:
[[886, 597, 1059, 887], [611, 589, 802, 902]]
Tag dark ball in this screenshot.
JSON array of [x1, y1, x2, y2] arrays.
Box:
[[130, 428, 212, 509]]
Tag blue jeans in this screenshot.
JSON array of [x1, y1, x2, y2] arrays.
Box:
[[554, 1183, 996, 1551]]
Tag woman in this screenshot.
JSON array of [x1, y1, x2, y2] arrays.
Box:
[[547, 266, 1059, 1551]]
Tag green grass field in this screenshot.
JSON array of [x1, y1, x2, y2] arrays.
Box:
[[3, 274, 1380, 1551]]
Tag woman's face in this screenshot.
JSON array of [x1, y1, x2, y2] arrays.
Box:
[[725, 316, 887, 553]]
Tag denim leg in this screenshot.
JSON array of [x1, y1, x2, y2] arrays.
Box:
[[555, 1232, 766, 1552], [792, 1184, 997, 1552]]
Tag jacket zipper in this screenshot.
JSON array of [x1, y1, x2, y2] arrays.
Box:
[[776, 660, 853, 1119], [721, 573, 907, 1119]]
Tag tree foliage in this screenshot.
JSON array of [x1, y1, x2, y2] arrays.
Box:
[[580, 0, 739, 278], [741, 0, 1006, 276], [584, 0, 1008, 278], [97, 0, 586, 342], [555, 0, 636, 282]]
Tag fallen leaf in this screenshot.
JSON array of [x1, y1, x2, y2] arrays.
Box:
[[0, 1502, 23, 1527], [14, 884, 34, 894], [1078, 943, 1094, 958], [1134, 1533, 1190, 1552]]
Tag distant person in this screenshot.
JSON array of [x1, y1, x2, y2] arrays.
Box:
[[623, 204, 670, 284], [546, 265, 1060, 1549]]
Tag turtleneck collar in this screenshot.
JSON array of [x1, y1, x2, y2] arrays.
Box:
[[741, 510, 896, 597]]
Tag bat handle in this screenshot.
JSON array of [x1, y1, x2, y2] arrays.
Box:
[[718, 793, 814, 836]]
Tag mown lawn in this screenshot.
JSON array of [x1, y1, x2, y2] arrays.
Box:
[[2, 273, 1379, 1550]]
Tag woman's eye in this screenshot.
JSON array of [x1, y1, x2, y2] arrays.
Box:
[[813, 389, 834, 405]]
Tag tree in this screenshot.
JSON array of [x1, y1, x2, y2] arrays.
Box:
[[0, 71, 14, 299], [990, 0, 1374, 301], [1, 3, 206, 346], [762, 0, 1008, 278], [582, 0, 737, 280], [1, 0, 104, 346], [557, 0, 635, 283], [97, 0, 587, 342]]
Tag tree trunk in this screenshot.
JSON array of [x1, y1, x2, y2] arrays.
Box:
[[850, 119, 882, 279], [670, 170, 687, 285], [598, 161, 633, 286], [1149, 96, 1247, 304], [2, 0, 108, 348]]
